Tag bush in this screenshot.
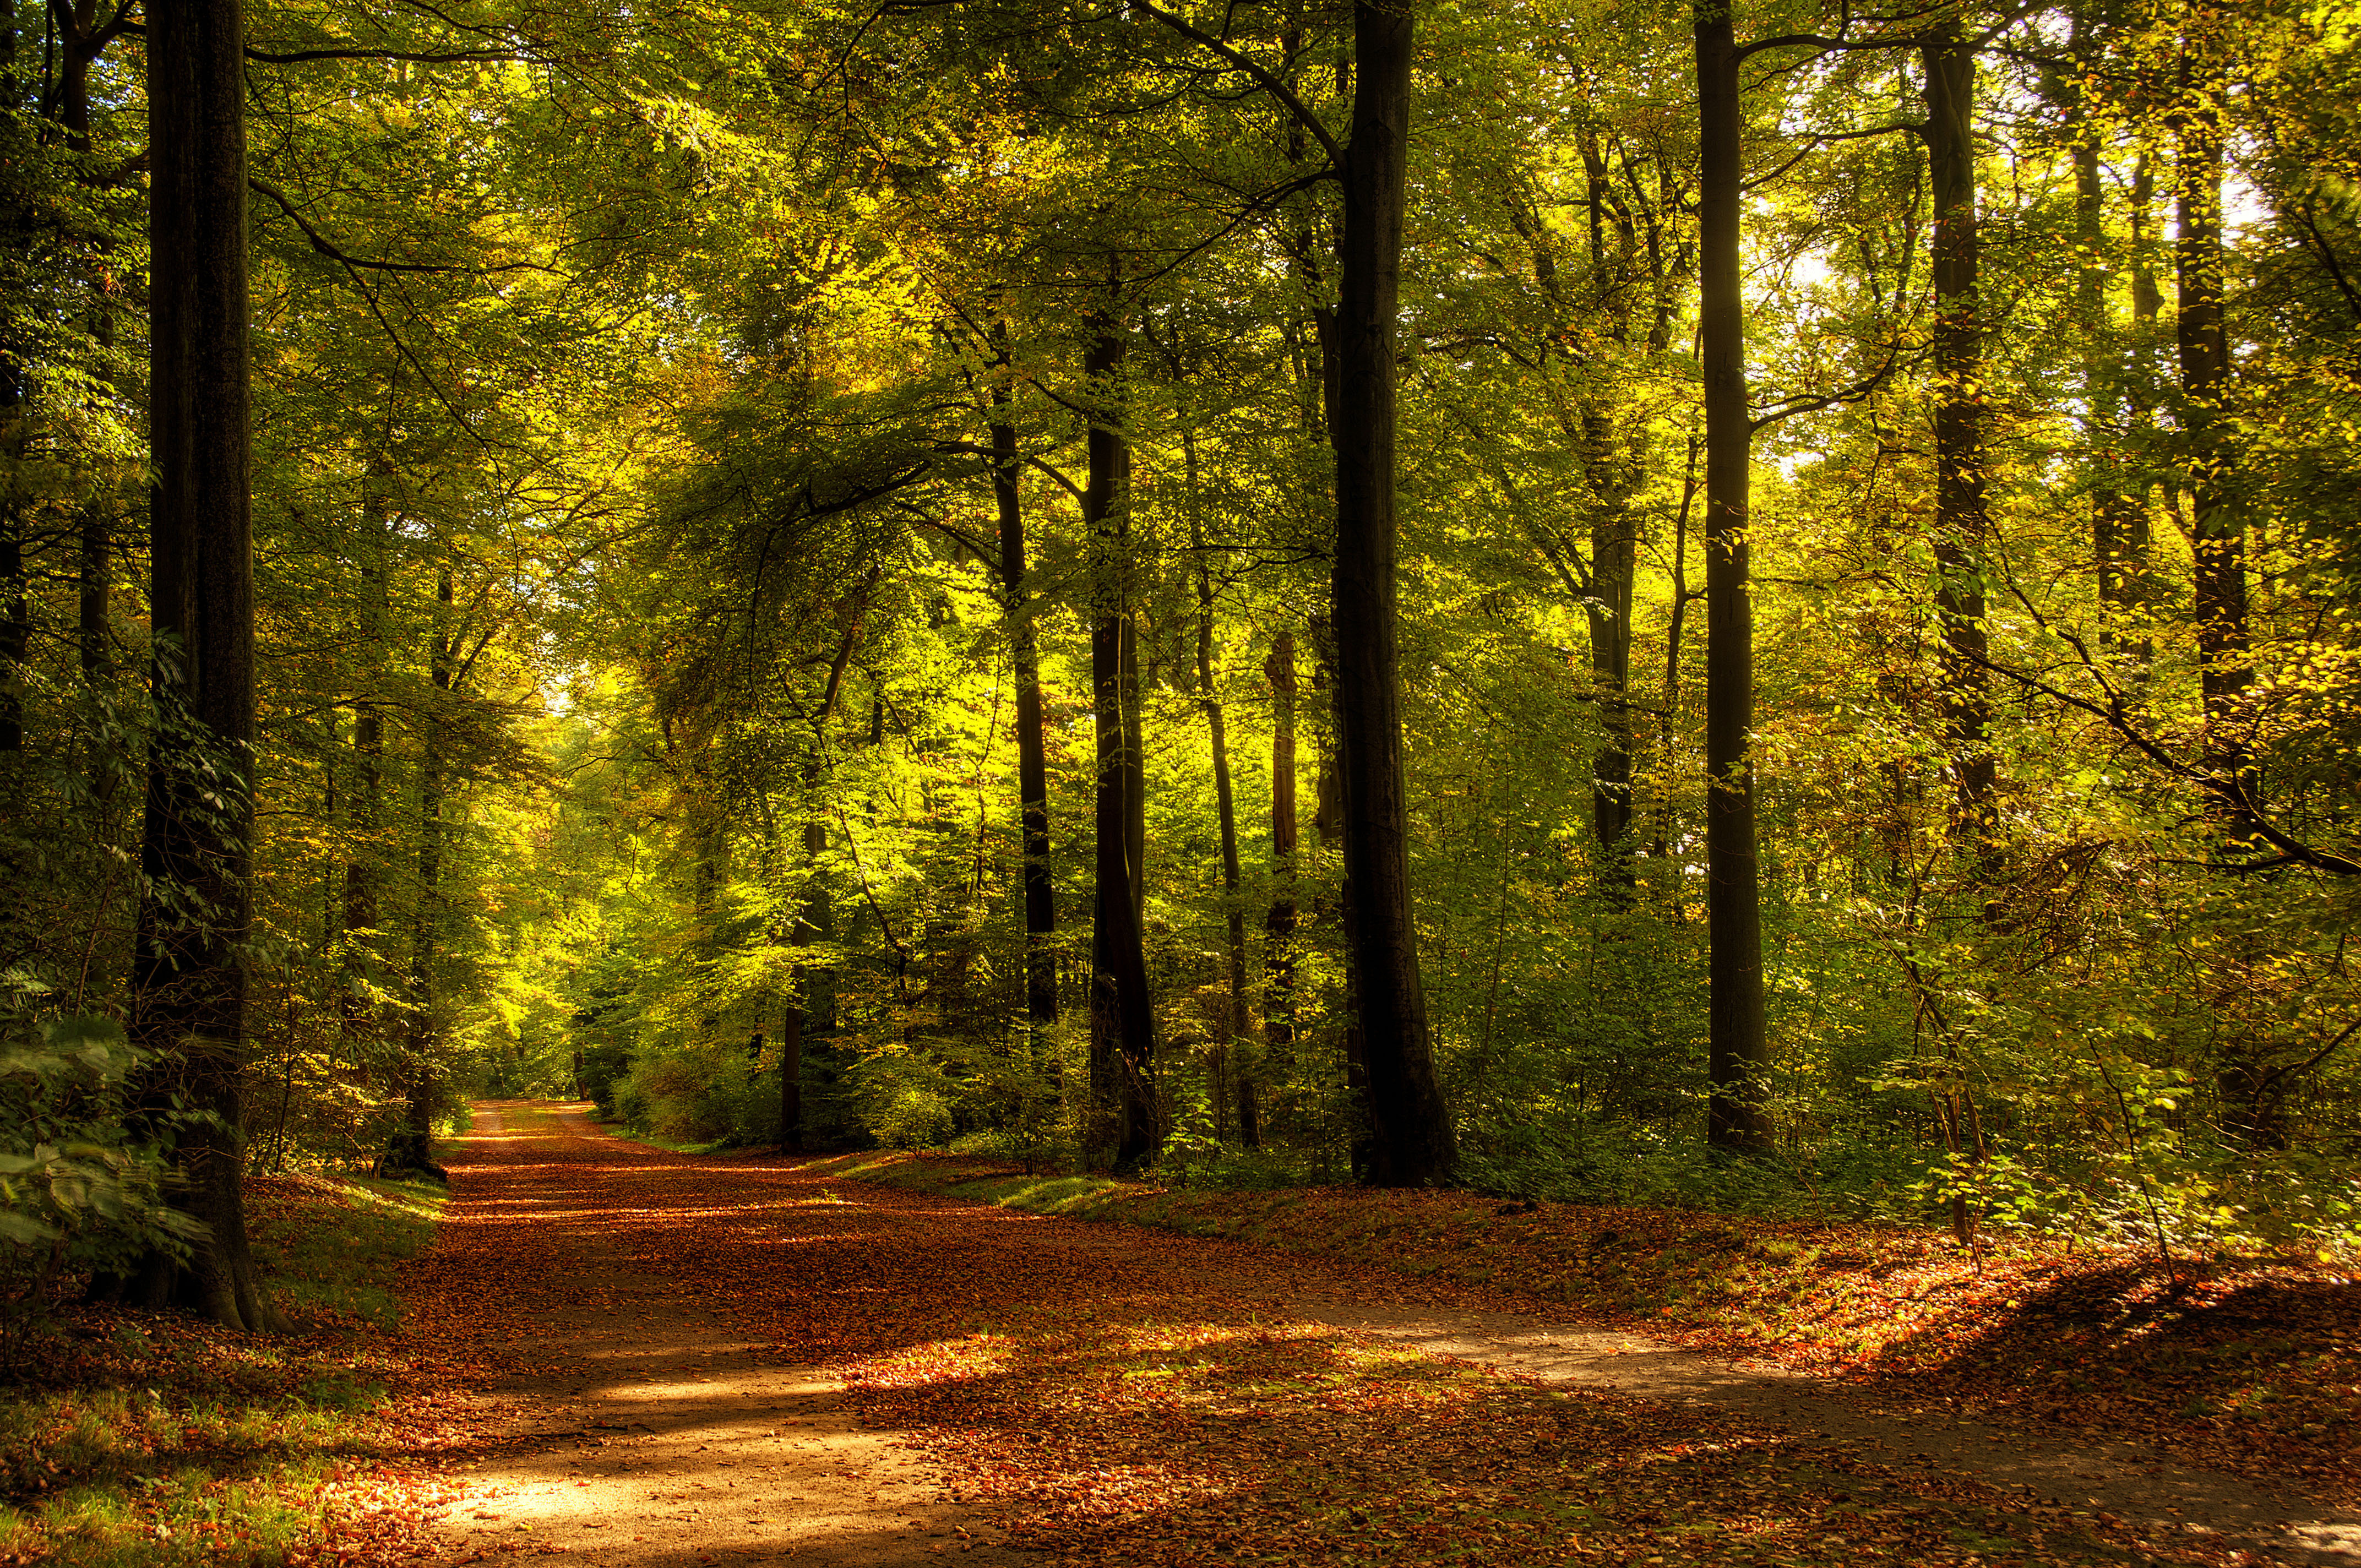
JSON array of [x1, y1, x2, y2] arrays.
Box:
[[1, 998, 205, 1314]]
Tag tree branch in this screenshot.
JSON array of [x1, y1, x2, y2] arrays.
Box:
[[248, 176, 551, 276], [1133, 2, 1342, 169]]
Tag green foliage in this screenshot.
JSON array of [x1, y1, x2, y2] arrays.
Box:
[[0, 996, 203, 1304], [0, 1170, 440, 1565]]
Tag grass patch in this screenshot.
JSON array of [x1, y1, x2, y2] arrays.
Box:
[[0, 1170, 445, 1567]]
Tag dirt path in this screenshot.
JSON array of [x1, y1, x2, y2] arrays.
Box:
[[406, 1102, 1025, 1567], [404, 1103, 2359, 1568]]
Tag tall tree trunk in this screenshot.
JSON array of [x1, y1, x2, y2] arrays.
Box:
[[1924, 22, 1998, 866], [1576, 141, 1639, 892], [1584, 408, 1638, 889], [1696, 0, 1771, 1153], [1122, 616, 1146, 924], [2175, 12, 2253, 840], [1085, 324, 1155, 1173], [782, 597, 864, 1151], [63, 4, 115, 744], [132, 0, 270, 1329], [1263, 630, 1300, 1101], [775, 1005, 803, 1154], [1330, 0, 1454, 1186], [1190, 479, 1256, 1148], [390, 568, 453, 1178], [342, 455, 390, 1023], [989, 366, 1058, 1030], [0, 8, 25, 783], [2068, 23, 2151, 659], [1656, 436, 1701, 920]]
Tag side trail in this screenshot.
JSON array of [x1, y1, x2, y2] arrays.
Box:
[[399, 1102, 2358, 1568]]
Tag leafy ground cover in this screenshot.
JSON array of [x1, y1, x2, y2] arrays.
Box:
[[445, 1103, 2256, 1567], [0, 1172, 460, 1568], [807, 1151, 2361, 1510]]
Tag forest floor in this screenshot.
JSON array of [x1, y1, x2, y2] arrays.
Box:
[[807, 1153, 2361, 1516], [351, 1102, 2356, 1568]]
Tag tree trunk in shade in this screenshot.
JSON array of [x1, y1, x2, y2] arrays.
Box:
[[1924, 22, 1998, 868], [1084, 323, 1156, 1173], [1696, 0, 1771, 1155], [128, 0, 274, 1329], [1329, 0, 1455, 1186]]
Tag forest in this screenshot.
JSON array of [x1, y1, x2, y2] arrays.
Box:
[[3, 0, 2360, 1331]]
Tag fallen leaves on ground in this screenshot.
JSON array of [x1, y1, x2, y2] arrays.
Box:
[[0, 1172, 466, 1567], [20, 1107, 2321, 1567], [387, 1103, 2270, 1567], [808, 1151, 2361, 1512]]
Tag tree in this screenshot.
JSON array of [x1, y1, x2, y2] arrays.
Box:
[[132, 0, 272, 1330], [1326, 0, 1458, 1186], [1695, 0, 1770, 1155]]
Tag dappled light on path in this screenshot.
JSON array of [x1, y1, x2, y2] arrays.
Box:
[[396, 1100, 2352, 1568]]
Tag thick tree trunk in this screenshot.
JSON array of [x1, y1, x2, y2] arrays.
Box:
[[1084, 325, 1156, 1173], [1330, 0, 1454, 1187], [1924, 23, 1998, 866], [2175, 17, 2253, 840], [989, 378, 1058, 1029], [132, 0, 270, 1328], [1696, 0, 1771, 1154]]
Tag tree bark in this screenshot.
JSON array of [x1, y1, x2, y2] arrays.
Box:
[[2066, 19, 2151, 658], [776, 1005, 803, 1153], [1584, 407, 1638, 888], [1696, 0, 1771, 1153], [384, 567, 453, 1181], [1263, 631, 1299, 1090], [1923, 22, 1998, 867], [1190, 484, 1256, 1148], [2175, 11, 2253, 841], [342, 452, 390, 1026], [989, 365, 1058, 1030], [133, 0, 270, 1328], [1084, 324, 1156, 1173], [1330, 0, 1455, 1186]]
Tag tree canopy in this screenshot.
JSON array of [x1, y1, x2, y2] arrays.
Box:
[[4, 0, 2360, 1315]]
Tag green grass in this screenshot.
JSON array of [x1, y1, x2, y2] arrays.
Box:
[[0, 1170, 445, 1567], [603, 1123, 736, 1156]]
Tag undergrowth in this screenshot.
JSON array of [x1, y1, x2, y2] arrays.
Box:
[[0, 1170, 444, 1567]]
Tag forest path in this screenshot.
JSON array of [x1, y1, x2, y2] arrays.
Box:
[[406, 1101, 1027, 1568], [408, 1102, 2356, 1568]]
